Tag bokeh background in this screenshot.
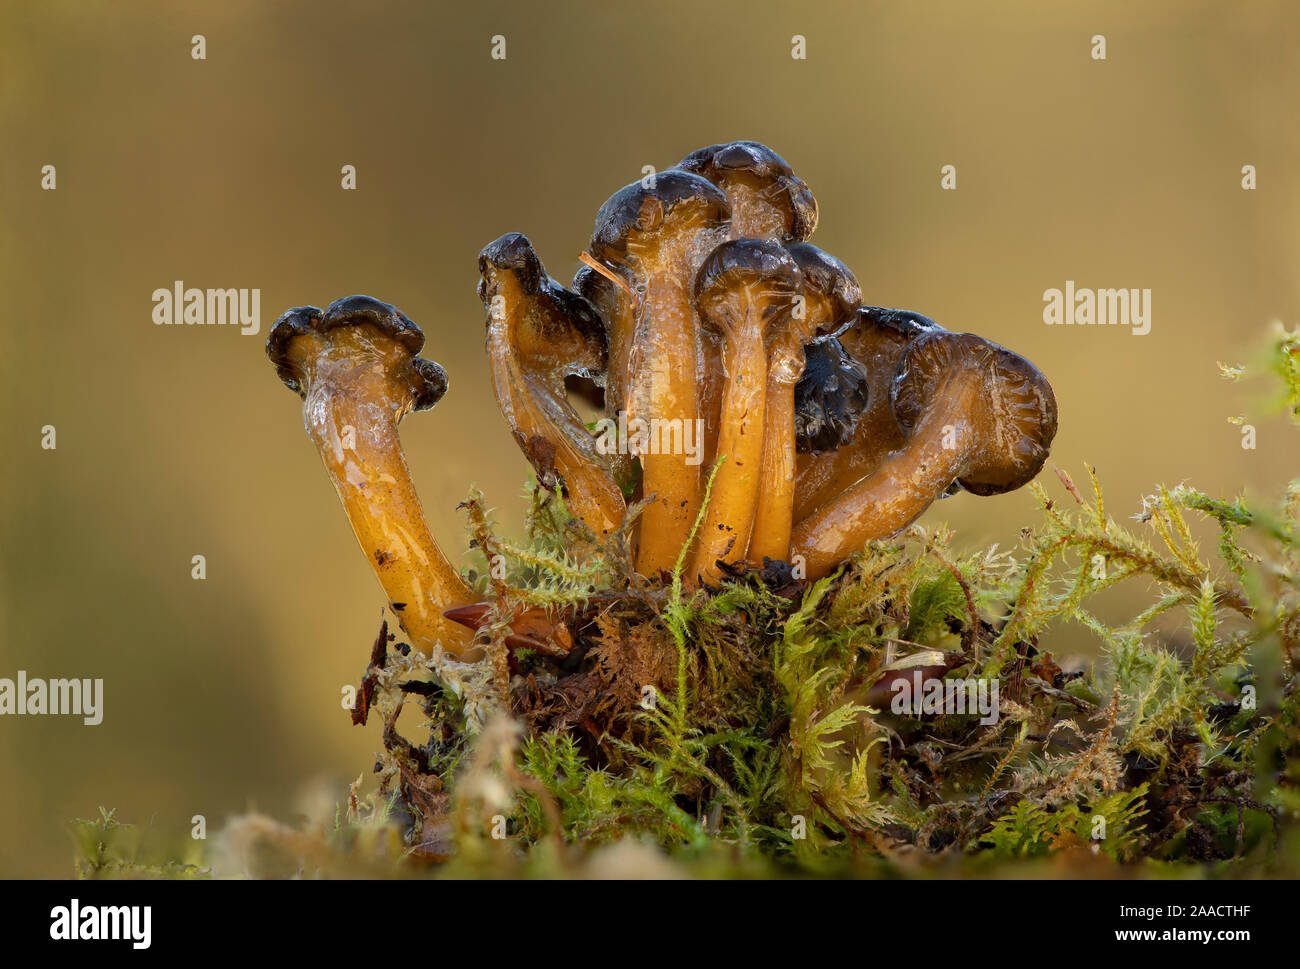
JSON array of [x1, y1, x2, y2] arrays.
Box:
[[1, 0, 1296, 877]]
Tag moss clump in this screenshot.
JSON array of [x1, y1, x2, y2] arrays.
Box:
[[80, 326, 1300, 878], [71, 808, 209, 880]]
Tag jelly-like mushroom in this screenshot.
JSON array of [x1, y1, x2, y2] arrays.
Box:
[[478, 233, 625, 538], [689, 239, 802, 580], [572, 263, 638, 493], [676, 141, 818, 242], [266, 297, 475, 656], [793, 336, 871, 455], [588, 170, 731, 574], [573, 263, 636, 419], [676, 141, 821, 462], [750, 243, 861, 564], [792, 330, 1057, 578], [793, 306, 943, 520]]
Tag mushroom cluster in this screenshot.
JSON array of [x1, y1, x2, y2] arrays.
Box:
[[266, 141, 1057, 661]]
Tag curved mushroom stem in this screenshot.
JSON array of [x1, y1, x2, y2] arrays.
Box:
[[488, 338, 626, 539], [480, 237, 625, 538], [287, 325, 475, 655], [793, 307, 940, 520], [790, 385, 976, 579], [791, 328, 1056, 578]]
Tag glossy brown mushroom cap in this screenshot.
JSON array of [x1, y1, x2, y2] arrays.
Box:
[[477, 231, 547, 296], [478, 232, 607, 368], [794, 337, 871, 454], [693, 238, 803, 311], [854, 305, 944, 340], [266, 296, 448, 411], [571, 264, 620, 382], [573, 264, 617, 322], [676, 140, 819, 241], [785, 242, 862, 332], [589, 170, 731, 264], [892, 331, 1058, 495]]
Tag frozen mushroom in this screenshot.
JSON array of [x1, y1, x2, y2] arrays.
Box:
[[793, 337, 871, 455], [676, 140, 818, 242]]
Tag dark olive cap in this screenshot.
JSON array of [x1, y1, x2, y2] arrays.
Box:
[[477, 231, 546, 296], [589, 170, 730, 263], [850, 305, 944, 340], [785, 242, 861, 328], [693, 238, 802, 304], [572, 264, 612, 313], [477, 232, 606, 355], [891, 331, 1058, 495], [266, 296, 448, 411], [676, 140, 819, 241], [573, 261, 637, 311], [678, 140, 796, 177], [794, 337, 871, 454], [572, 265, 617, 338]]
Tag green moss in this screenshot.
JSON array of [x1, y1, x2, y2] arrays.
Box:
[[78, 326, 1300, 878]]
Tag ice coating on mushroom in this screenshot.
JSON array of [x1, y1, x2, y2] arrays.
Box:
[[588, 170, 732, 574], [266, 296, 475, 657], [676, 141, 819, 243], [478, 233, 626, 538], [792, 330, 1058, 578], [688, 239, 802, 579], [793, 306, 944, 520], [750, 242, 861, 565]]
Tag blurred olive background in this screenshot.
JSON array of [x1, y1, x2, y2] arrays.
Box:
[[0, 0, 1296, 877]]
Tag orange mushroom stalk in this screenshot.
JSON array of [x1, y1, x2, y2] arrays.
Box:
[[588, 171, 731, 575], [750, 243, 861, 564], [478, 233, 626, 539], [792, 331, 1058, 578], [266, 297, 475, 657], [793, 307, 943, 520], [689, 239, 802, 580]]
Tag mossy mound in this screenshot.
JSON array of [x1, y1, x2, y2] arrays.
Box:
[[78, 326, 1300, 879]]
